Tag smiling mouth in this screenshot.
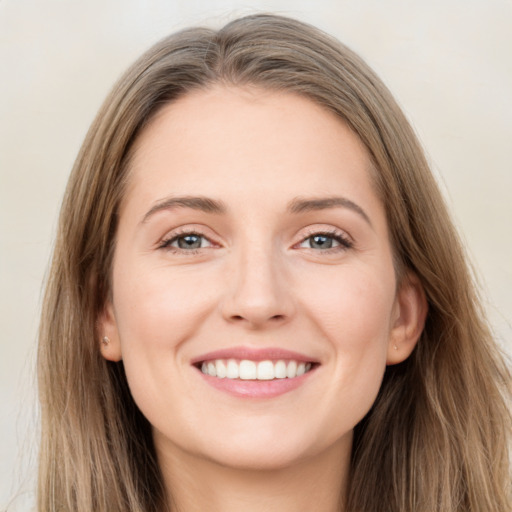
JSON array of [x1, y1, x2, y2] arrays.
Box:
[[196, 359, 316, 381]]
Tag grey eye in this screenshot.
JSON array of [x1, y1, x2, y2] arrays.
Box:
[[175, 234, 206, 249], [300, 234, 341, 250], [308, 234, 335, 249]]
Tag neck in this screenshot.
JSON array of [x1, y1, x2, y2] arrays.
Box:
[[157, 436, 351, 512]]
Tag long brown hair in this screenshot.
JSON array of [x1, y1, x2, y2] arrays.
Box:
[[38, 14, 511, 511]]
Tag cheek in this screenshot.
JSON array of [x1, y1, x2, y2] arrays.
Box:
[[113, 263, 216, 346], [110, 263, 218, 418], [301, 264, 395, 406], [302, 263, 396, 348]]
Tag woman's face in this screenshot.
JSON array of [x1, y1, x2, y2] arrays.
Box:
[[101, 86, 424, 470]]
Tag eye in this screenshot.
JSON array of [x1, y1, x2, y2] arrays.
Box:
[[159, 232, 213, 251], [298, 231, 353, 251]]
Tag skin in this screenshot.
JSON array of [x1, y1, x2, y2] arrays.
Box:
[[100, 86, 426, 512]]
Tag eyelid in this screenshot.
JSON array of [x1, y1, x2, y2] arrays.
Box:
[[170, 233, 212, 249], [156, 224, 354, 253], [157, 225, 220, 252], [293, 226, 354, 251]]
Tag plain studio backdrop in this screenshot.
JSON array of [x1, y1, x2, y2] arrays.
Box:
[[1, 0, 511, 508]]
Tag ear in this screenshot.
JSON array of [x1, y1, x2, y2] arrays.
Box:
[[387, 271, 428, 365], [97, 300, 123, 362]]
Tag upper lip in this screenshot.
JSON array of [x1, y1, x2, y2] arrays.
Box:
[[191, 346, 320, 365]]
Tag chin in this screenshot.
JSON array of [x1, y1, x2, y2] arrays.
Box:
[[189, 424, 346, 472], [203, 443, 313, 472]]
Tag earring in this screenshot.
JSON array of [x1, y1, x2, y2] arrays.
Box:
[[101, 336, 110, 346], [393, 344, 399, 351]]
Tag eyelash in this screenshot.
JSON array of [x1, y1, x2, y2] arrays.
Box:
[[297, 228, 354, 252], [158, 229, 211, 255], [158, 228, 354, 255]]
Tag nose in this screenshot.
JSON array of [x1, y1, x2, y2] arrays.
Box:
[[220, 244, 295, 329]]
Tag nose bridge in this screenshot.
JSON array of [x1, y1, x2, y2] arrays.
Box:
[[221, 233, 293, 327]]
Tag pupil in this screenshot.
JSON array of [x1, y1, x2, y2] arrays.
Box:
[[311, 235, 332, 249], [178, 235, 201, 249]]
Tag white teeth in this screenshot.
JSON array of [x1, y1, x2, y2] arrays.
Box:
[[207, 362, 216, 377], [275, 360, 287, 379], [257, 360, 274, 380], [239, 360, 257, 380], [200, 359, 314, 380], [215, 360, 227, 379], [226, 359, 239, 379], [286, 360, 297, 378]]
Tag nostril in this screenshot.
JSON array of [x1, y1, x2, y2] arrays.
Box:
[[230, 313, 286, 323]]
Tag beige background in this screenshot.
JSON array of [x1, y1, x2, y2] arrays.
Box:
[[1, 0, 511, 508]]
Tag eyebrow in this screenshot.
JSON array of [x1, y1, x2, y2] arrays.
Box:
[[287, 196, 373, 227], [142, 196, 227, 223], [142, 194, 372, 227]]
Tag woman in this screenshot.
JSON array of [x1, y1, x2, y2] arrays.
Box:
[[37, 13, 511, 512]]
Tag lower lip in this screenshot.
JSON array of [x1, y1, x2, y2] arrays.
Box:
[[196, 368, 316, 398]]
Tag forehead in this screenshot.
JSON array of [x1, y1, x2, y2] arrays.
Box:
[[124, 86, 379, 215]]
